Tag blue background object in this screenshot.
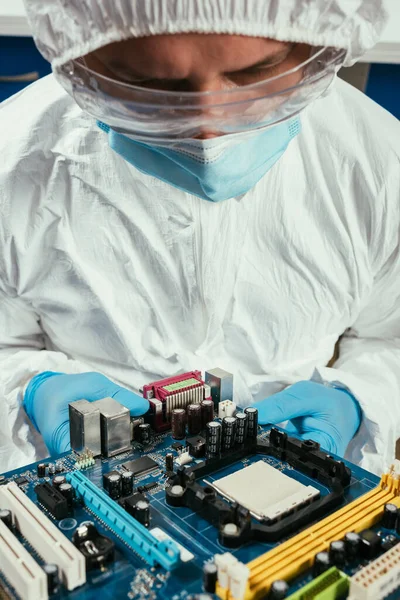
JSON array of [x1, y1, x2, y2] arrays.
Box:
[[366, 63, 400, 119], [0, 36, 51, 102]]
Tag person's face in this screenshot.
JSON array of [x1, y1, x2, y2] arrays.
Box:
[[82, 35, 312, 139], [84, 34, 311, 92]]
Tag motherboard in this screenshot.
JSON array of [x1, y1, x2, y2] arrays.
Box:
[[1, 368, 400, 600]]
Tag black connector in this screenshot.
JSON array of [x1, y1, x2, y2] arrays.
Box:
[[34, 482, 69, 520]]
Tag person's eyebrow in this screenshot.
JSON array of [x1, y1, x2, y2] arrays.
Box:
[[232, 44, 295, 72], [106, 44, 295, 81]]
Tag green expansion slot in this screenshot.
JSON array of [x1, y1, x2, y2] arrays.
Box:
[[287, 568, 349, 600]]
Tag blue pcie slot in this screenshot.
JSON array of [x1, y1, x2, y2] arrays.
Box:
[[66, 471, 180, 570]]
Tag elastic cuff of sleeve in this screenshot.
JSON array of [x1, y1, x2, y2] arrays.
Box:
[[23, 371, 65, 430]]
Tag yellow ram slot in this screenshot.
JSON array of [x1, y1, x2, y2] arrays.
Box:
[[217, 470, 400, 600]]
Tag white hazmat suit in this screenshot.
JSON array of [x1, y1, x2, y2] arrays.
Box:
[[0, 0, 399, 475]]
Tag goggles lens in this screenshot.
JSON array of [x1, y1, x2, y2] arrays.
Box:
[[55, 46, 346, 142]]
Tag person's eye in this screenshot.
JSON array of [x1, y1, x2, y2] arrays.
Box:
[[227, 63, 281, 84]]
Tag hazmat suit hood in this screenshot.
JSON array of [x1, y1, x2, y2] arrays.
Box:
[[23, 0, 390, 70]]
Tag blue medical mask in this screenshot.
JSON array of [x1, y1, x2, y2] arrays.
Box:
[[99, 119, 301, 202]]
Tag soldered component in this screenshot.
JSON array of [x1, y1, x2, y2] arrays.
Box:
[[135, 500, 151, 528], [58, 482, 75, 508], [68, 399, 101, 456], [175, 451, 193, 467], [287, 567, 349, 600], [121, 471, 134, 496], [143, 371, 205, 433], [37, 463, 47, 478], [72, 523, 115, 571], [221, 416, 237, 451], [205, 368, 233, 407], [359, 529, 382, 559], [136, 423, 152, 446], [212, 461, 319, 521], [235, 412, 248, 444], [0, 509, 12, 530], [121, 456, 159, 477], [201, 399, 214, 428], [206, 421, 222, 456], [382, 502, 398, 529], [329, 540, 346, 567], [244, 407, 258, 438], [187, 403, 202, 435], [349, 543, 400, 599], [218, 400, 236, 419], [171, 408, 186, 440], [35, 482, 69, 520], [74, 448, 95, 470], [95, 397, 131, 457], [103, 471, 122, 500], [186, 435, 206, 458], [43, 564, 59, 596], [313, 551, 331, 577], [165, 453, 174, 472], [203, 562, 218, 593], [269, 580, 289, 600], [344, 532, 360, 560], [52, 475, 66, 489]]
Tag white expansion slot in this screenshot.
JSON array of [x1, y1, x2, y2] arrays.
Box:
[[349, 543, 400, 600], [0, 518, 48, 600], [0, 482, 86, 591]]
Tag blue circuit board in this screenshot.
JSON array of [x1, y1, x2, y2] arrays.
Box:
[[1, 426, 399, 600]]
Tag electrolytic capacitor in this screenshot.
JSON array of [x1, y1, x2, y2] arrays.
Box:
[[329, 540, 346, 566], [313, 551, 331, 577], [269, 580, 289, 599], [52, 475, 66, 489], [43, 563, 59, 595], [165, 453, 174, 472], [235, 412, 248, 444], [201, 399, 214, 428], [203, 562, 218, 593], [58, 482, 74, 507], [206, 421, 222, 456], [135, 500, 150, 527], [344, 532, 360, 560], [187, 403, 202, 435], [244, 407, 258, 438], [222, 416, 237, 451], [48, 464, 55, 476], [55, 461, 63, 473], [171, 408, 186, 440], [136, 423, 152, 446], [37, 463, 47, 478], [0, 509, 12, 530], [104, 473, 121, 500], [383, 503, 398, 530], [121, 471, 134, 496]]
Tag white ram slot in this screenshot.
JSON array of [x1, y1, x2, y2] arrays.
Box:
[[0, 482, 86, 591], [0, 518, 48, 600]]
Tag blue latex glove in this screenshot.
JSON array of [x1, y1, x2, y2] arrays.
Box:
[[24, 371, 149, 456], [252, 380, 361, 456]]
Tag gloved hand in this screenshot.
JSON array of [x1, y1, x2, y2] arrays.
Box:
[[252, 380, 361, 456], [24, 371, 149, 456]]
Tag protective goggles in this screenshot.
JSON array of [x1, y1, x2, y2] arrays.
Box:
[[55, 46, 346, 143]]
